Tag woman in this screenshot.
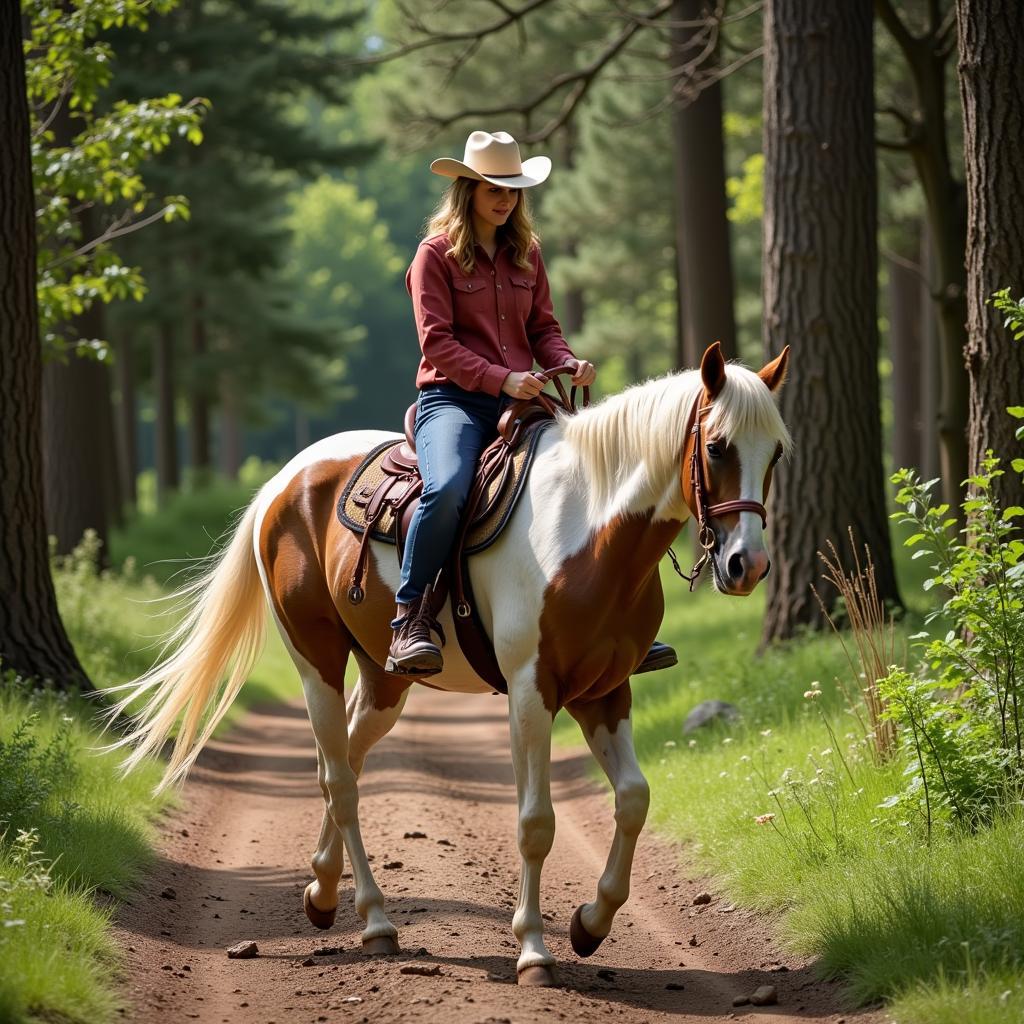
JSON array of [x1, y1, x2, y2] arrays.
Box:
[[389, 130, 675, 679]]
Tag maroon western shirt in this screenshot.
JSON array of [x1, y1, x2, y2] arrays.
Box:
[[406, 233, 577, 397]]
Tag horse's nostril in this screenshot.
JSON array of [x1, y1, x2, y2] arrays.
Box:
[[727, 552, 744, 580], [760, 559, 772, 581]]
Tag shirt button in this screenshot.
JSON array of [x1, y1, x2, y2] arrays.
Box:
[[500, 314, 506, 320], [497, 284, 502, 290], [491, 270, 495, 276]]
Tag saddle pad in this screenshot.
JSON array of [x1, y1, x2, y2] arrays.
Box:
[[337, 421, 551, 555]]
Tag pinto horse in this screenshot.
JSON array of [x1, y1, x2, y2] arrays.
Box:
[[110, 341, 790, 987]]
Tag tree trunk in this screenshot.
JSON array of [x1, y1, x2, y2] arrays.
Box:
[[957, 0, 1024, 512], [760, 0, 902, 645], [189, 288, 212, 485], [42, 352, 112, 557], [888, 252, 924, 474], [114, 331, 138, 509], [556, 126, 585, 338], [155, 320, 180, 505], [40, 81, 113, 556], [920, 223, 941, 481], [100, 359, 123, 531], [220, 377, 242, 480], [669, 0, 737, 367], [0, 5, 90, 689], [875, 1, 970, 523]]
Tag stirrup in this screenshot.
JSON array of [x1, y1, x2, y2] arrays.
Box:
[[632, 640, 678, 675]]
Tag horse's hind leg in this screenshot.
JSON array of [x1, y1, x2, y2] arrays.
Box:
[[276, 617, 400, 953], [565, 684, 650, 958]]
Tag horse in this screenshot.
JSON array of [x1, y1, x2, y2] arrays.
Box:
[[108, 340, 791, 987]]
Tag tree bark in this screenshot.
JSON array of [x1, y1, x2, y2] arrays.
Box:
[[0, 4, 90, 689], [920, 223, 941, 481], [155, 320, 180, 505], [957, 0, 1024, 512], [42, 351, 113, 557], [219, 377, 242, 480], [189, 288, 212, 484], [40, 82, 113, 556], [760, 0, 902, 645], [875, 0, 970, 523], [888, 252, 924, 474], [556, 126, 585, 338], [669, 0, 737, 368], [114, 331, 138, 509]]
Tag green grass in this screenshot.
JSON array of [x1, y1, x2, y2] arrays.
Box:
[[0, 683, 168, 1024]]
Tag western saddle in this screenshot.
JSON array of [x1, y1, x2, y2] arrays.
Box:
[[336, 366, 589, 693]]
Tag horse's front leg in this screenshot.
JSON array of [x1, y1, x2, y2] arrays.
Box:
[[565, 683, 650, 957], [507, 672, 558, 987]]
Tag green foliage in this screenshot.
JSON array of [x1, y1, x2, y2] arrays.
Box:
[[0, 676, 167, 1023], [22, 0, 207, 357], [990, 289, 1024, 449], [885, 463, 1024, 831]]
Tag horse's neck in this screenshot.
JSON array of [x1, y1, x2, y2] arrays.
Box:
[[532, 428, 687, 586]]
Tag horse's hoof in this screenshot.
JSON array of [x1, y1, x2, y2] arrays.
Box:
[[570, 905, 606, 958], [518, 964, 559, 987], [303, 883, 337, 930], [361, 933, 400, 956]]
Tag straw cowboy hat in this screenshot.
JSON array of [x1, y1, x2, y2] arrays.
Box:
[[430, 130, 551, 189]]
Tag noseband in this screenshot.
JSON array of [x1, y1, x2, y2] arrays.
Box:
[[669, 393, 769, 591]]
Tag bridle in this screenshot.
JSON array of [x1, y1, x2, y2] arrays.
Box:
[[668, 391, 769, 591]]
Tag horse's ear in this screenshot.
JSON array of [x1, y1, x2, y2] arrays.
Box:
[[700, 341, 727, 398], [758, 345, 790, 393]]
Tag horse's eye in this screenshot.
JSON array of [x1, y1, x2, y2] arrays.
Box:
[[706, 442, 723, 459]]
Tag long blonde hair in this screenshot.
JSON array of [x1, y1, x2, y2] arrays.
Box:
[[425, 177, 539, 274]]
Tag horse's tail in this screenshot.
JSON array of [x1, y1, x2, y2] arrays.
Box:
[[105, 494, 268, 791]]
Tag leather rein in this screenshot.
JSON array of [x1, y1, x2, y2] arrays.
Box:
[[668, 391, 768, 591]]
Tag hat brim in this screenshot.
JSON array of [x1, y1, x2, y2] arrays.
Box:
[[429, 155, 551, 189]]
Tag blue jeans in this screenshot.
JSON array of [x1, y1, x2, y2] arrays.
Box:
[[394, 384, 507, 608]]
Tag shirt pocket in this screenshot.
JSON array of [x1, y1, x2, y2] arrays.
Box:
[[510, 275, 535, 318], [452, 277, 488, 304]]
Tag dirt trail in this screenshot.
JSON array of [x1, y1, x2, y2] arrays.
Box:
[[116, 689, 882, 1023]]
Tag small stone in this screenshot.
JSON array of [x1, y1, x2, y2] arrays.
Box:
[[404, 831, 428, 839], [682, 699, 740, 733], [414, 947, 429, 956], [340, 996, 363, 1004], [688, 934, 699, 946], [313, 946, 343, 956], [692, 892, 712, 905], [226, 941, 259, 959], [300, 958, 316, 967], [719, 903, 736, 913], [160, 887, 177, 900], [180, 829, 190, 837], [436, 839, 453, 846], [732, 995, 750, 1007], [400, 964, 442, 976], [384, 861, 404, 870], [750, 984, 778, 1006], [666, 982, 685, 991]]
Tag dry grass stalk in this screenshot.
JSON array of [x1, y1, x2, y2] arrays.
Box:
[[811, 528, 899, 763]]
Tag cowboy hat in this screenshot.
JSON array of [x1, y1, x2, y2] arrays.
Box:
[[430, 130, 551, 189]]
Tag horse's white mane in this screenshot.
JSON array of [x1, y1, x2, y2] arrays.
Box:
[[558, 364, 792, 525]]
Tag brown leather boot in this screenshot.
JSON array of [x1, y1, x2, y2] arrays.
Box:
[[386, 587, 445, 675]]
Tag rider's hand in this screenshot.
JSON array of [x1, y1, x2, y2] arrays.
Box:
[[501, 371, 546, 399], [570, 359, 597, 387]]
